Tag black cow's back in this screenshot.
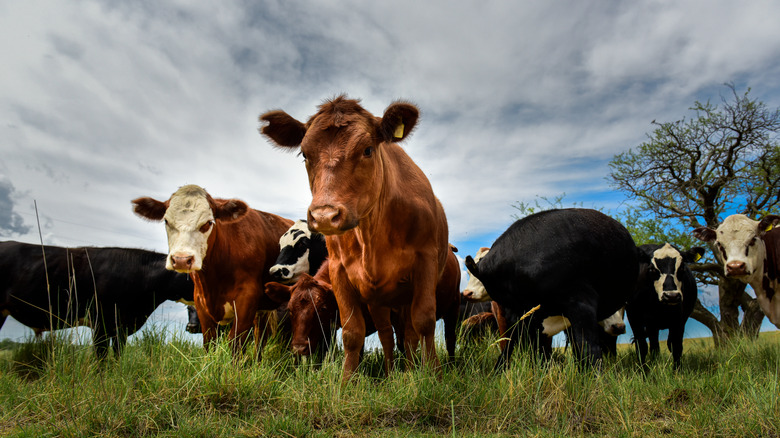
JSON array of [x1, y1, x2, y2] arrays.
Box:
[[477, 208, 637, 320]]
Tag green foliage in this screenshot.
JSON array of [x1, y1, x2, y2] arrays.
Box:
[[608, 83, 780, 229], [1, 327, 779, 437]]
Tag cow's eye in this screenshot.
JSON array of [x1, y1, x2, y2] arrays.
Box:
[[199, 221, 214, 233], [749, 237, 757, 247], [363, 147, 373, 158]]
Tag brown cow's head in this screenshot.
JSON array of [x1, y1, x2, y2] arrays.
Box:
[[132, 185, 249, 272], [260, 95, 419, 235], [265, 273, 338, 357]]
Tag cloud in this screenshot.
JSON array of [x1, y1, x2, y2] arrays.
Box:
[[0, 178, 31, 236]]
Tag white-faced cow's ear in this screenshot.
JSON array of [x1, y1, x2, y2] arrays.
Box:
[[758, 215, 780, 236], [259, 110, 307, 149], [683, 247, 706, 264], [692, 227, 717, 242], [213, 199, 249, 223], [379, 100, 419, 143], [265, 282, 292, 304], [132, 197, 168, 221]]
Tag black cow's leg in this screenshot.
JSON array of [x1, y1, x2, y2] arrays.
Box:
[[92, 325, 110, 361], [113, 329, 129, 358], [493, 310, 520, 372], [668, 325, 684, 368], [648, 328, 660, 359], [565, 301, 602, 368]]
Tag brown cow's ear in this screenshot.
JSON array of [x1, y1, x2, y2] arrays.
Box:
[[379, 100, 419, 143], [692, 227, 716, 242], [259, 110, 307, 149], [132, 197, 168, 221], [265, 282, 292, 303], [214, 199, 249, 222], [758, 215, 780, 236]]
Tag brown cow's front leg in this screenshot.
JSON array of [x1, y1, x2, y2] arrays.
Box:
[[367, 305, 395, 376], [401, 305, 420, 367], [410, 265, 441, 373], [339, 302, 367, 382]]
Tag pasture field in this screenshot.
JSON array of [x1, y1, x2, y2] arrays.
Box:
[[0, 328, 778, 437]]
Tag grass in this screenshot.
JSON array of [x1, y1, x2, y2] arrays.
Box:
[[0, 327, 778, 437]]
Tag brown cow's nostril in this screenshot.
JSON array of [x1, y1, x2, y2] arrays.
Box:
[[726, 261, 747, 276]]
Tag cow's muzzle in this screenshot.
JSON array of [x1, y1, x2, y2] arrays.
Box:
[[291, 342, 311, 357], [308, 205, 356, 235], [661, 291, 682, 305], [170, 254, 195, 272], [725, 261, 748, 277], [269, 266, 293, 283], [186, 322, 201, 334]]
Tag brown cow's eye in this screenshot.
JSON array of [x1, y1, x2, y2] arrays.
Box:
[[749, 237, 757, 246], [199, 221, 214, 233], [363, 147, 373, 157]]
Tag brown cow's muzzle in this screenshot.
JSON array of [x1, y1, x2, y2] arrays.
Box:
[[308, 205, 356, 235], [292, 342, 311, 357]]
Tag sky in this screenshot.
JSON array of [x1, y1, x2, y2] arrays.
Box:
[[2, 0, 780, 344]]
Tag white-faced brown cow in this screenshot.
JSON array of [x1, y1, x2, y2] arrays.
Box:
[[693, 214, 780, 327], [132, 184, 293, 354], [261, 96, 449, 381]]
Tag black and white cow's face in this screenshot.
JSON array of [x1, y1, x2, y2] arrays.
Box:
[[693, 214, 780, 282], [270, 220, 313, 284], [643, 243, 704, 305]]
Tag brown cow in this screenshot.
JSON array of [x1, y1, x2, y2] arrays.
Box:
[[132, 184, 293, 354], [261, 96, 450, 380]]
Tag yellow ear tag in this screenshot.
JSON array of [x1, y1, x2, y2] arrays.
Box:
[[393, 122, 405, 139], [767, 224, 775, 232], [694, 253, 702, 262]]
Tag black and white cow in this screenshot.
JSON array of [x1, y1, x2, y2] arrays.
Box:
[[464, 209, 638, 368], [269, 220, 328, 285], [0, 241, 193, 359], [627, 243, 704, 368], [693, 214, 780, 327]]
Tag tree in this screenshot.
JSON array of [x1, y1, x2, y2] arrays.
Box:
[[608, 83, 780, 345]]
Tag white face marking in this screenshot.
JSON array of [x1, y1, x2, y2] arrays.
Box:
[[598, 308, 625, 335], [219, 302, 235, 325], [163, 186, 215, 272], [270, 220, 313, 284], [542, 316, 571, 337], [651, 244, 684, 302], [714, 215, 765, 281], [463, 247, 491, 301]]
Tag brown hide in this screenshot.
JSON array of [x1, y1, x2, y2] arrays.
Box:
[[261, 96, 449, 380], [133, 187, 293, 354]]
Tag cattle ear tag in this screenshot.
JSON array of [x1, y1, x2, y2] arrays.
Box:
[[694, 253, 702, 262], [766, 224, 774, 232], [393, 122, 405, 139]]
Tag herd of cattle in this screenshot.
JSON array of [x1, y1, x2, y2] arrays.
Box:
[[1, 96, 779, 381]]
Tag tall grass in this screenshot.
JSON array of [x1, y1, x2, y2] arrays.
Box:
[[0, 328, 778, 437]]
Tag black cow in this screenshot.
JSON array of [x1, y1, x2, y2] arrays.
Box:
[[464, 209, 638, 369], [269, 220, 328, 285], [0, 241, 193, 359], [627, 243, 703, 368]]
